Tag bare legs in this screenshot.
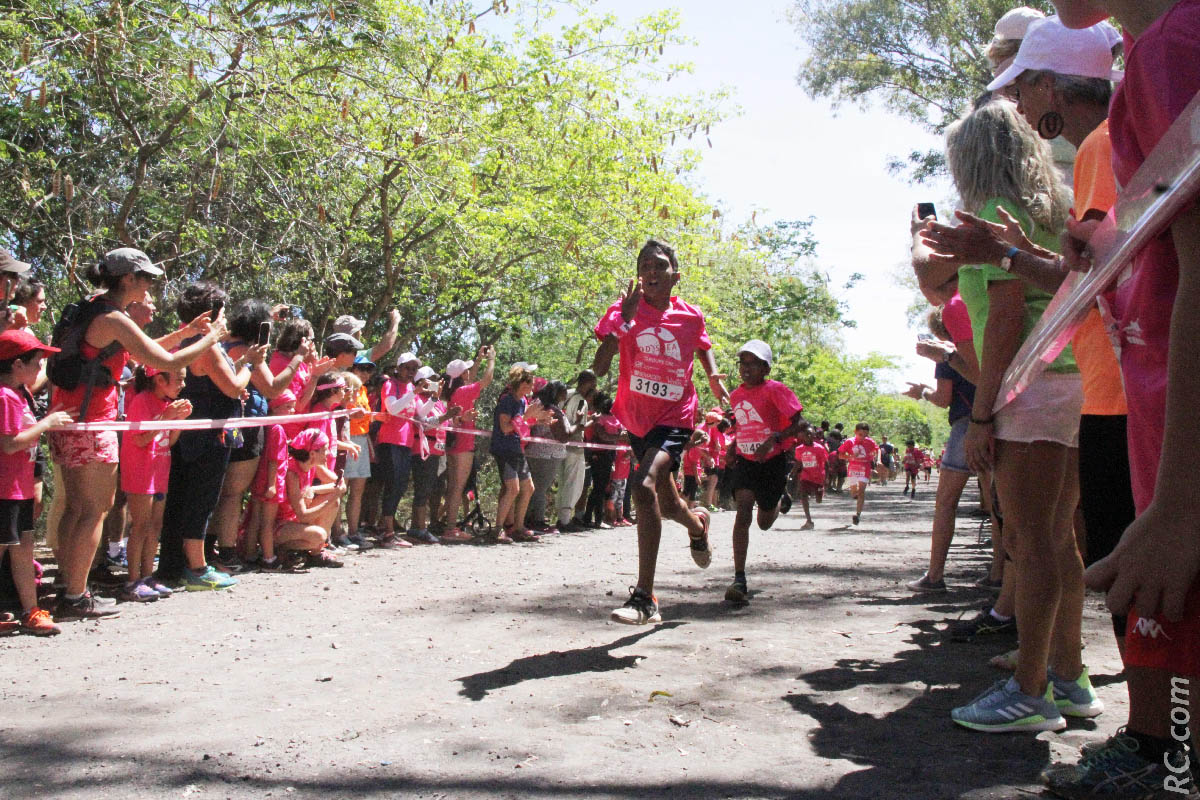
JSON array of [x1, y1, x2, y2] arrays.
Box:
[[125, 493, 164, 584], [57, 462, 117, 595], [211, 458, 258, 552], [926, 468, 971, 582], [631, 449, 704, 595]]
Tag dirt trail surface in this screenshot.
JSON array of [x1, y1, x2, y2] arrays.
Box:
[[1, 479, 1124, 800]]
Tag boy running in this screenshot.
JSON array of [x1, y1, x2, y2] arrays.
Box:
[[723, 340, 806, 603], [791, 425, 828, 531], [838, 423, 879, 526], [901, 439, 924, 497], [593, 239, 730, 625]]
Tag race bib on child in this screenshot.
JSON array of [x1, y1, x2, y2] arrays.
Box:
[[630, 326, 686, 402], [848, 462, 869, 479], [801, 453, 818, 469], [732, 400, 771, 456]]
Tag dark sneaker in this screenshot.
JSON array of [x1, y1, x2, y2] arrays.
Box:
[[405, 529, 440, 545], [610, 587, 661, 625], [949, 607, 1017, 642], [974, 575, 1004, 589], [906, 573, 948, 593], [55, 592, 121, 620], [689, 508, 712, 569], [852, 514, 860, 525], [88, 563, 125, 587], [1041, 731, 1198, 799], [778, 493, 792, 515], [257, 556, 284, 573], [213, 549, 251, 575], [307, 549, 344, 568], [725, 579, 749, 605], [348, 533, 374, 551]]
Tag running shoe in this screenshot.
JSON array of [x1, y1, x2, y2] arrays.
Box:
[[20, 607, 61, 636], [557, 521, 583, 533], [54, 591, 121, 620], [906, 573, 948, 593], [213, 549, 252, 575], [440, 527, 474, 543], [347, 532, 375, 551], [852, 514, 860, 525], [256, 556, 284, 572], [800, 520, 815, 530], [375, 532, 413, 549], [509, 529, 541, 543], [183, 566, 238, 592], [725, 578, 749, 604], [974, 575, 1004, 590], [779, 493, 792, 515], [620, 518, 635, 526], [105, 544, 127, 569], [118, 581, 160, 603], [332, 535, 359, 552], [405, 529, 440, 545], [689, 508, 712, 569], [308, 549, 344, 568], [948, 607, 1017, 642], [951, 676, 1066, 733], [88, 563, 125, 587], [1048, 666, 1104, 718], [1041, 731, 1198, 799], [143, 578, 174, 597], [610, 587, 662, 625]]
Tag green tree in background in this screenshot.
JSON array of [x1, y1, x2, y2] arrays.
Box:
[[789, 0, 1055, 180]]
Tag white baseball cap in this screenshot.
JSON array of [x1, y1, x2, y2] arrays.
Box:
[[737, 339, 773, 367], [511, 361, 538, 372], [445, 358, 474, 379], [993, 6, 1045, 40], [413, 366, 437, 382], [396, 351, 421, 367], [988, 16, 1124, 92]]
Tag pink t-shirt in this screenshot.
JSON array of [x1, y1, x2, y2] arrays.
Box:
[[594, 297, 712, 438], [705, 425, 727, 469], [119, 391, 172, 496], [415, 396, 447, 458], [278, 460, 315, 523], [377, 379, 415, 447], [682, 443, 705, 476], [253, 423, 289, 504], [305, 409, 337, 471], [448, 381, 483, 454], [727, 380, 803, 460], [0, 386, 36, 500], [794, 442, 828, 484], [268, 352, 311, 405], [942, 293, 974, 346], [599, 414, 622, 437], [612, 449, 631, 481], [1107, 7, 1200, 513], [838, 436, 879, 480]]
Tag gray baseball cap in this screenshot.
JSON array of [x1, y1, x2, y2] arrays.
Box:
[[0, 248, 31, 274], [101, 247, 164, 277], [324, 332, 364, 354]]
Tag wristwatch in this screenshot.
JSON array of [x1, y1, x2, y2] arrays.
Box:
[[999, 246, 1020, 272], [941, 350, 953, 364]]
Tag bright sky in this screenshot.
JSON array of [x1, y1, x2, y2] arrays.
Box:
[[545, 0, 957, 389]]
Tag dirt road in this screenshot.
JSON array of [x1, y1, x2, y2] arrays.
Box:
[[0, 478, 1124, 799]]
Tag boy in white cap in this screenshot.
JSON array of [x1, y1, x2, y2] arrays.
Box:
[[722, 340, 806, 603]]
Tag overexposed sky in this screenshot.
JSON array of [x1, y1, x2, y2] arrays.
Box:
[[495, 0, 959, 387]]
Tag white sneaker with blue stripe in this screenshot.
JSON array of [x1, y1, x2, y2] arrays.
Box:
[[951, 676, 1067, 733]]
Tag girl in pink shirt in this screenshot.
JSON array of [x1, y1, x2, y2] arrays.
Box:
[[838, 423, 879, 526], [442, 346, 495, 541], [244, 390, 296, 570], [120, 366, 191, 601], [275, 428, 346, 568]]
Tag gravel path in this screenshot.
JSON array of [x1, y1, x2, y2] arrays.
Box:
[[0, 477, 1124, 799]]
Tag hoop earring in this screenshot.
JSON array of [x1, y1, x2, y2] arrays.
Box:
[[1037, 111, 1065, 140]]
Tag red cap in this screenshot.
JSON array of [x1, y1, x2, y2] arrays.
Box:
[[0, 329, 59, 360]]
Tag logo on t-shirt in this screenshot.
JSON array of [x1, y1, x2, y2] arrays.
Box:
[[732, 401, 763, 427], [635, 327, 682, 361]]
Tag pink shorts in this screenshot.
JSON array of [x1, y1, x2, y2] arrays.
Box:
[[1124, 583, 1200, 677], [50, 429, 119, 468]]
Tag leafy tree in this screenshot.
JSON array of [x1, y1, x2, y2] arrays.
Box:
[[789, 0, 1055, 180]]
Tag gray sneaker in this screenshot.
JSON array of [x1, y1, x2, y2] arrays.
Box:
[[1041, 732, 1199, 799], [1048, 666, 1104, 718], [951, 676, 1066, 733], [906, 573, 948, 593]]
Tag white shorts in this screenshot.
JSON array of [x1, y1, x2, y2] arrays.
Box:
[[846, 476, 869, 487], [995, 372, 1082, 448]]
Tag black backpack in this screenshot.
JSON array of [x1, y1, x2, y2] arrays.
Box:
[[46, 297, 123, 413]]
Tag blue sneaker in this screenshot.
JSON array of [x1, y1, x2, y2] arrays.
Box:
[[406, 528, 440, 545], [184, 566, 238, 592], [1041, 731, 1199, 799], [1048, 666, 1104, 718], [951, 676, 1066, 733]]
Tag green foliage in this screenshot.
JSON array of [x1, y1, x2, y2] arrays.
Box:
[[790, 0, 1055, 180]]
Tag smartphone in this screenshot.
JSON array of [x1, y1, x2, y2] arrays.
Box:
[[256, 320, 271, 347], [917, 332, 935, 342], [211, 298, 224, 319], [289, 305, 304, 319], [916, 202, 937, 221]]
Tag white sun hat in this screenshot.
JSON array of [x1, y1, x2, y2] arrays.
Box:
[[988, 16, 1124, 92]]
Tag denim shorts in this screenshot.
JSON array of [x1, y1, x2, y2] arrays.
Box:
[[941, 417, 971, 474]]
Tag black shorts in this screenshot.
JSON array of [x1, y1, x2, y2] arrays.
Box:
[[683, 474, 699, 500], [492, 450, 531, 482], [629, 426, 692, 473], [0, 498, 35, 546], [728, 453, 788, 510]]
